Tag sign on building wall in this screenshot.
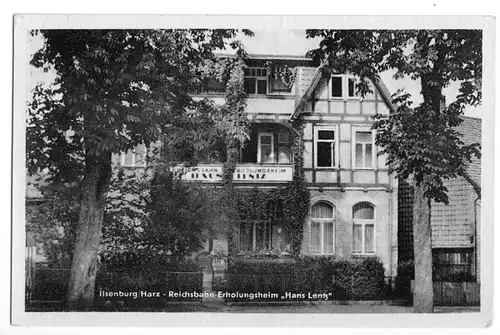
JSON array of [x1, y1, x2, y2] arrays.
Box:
[[171, 164, 293, 182]]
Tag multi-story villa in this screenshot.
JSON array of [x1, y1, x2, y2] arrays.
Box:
[[118, 54, 399, 278]]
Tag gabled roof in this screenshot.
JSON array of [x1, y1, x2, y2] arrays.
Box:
[[290, 66, 481, 197], [291, 63, 325, 121], [290, 65, 396, 121]]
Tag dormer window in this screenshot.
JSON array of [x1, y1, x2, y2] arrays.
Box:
[[244, 67, 268, 94]]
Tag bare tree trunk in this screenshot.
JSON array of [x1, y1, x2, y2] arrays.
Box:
[[67, 153, 112, 310], [412, 180, 434, 313]]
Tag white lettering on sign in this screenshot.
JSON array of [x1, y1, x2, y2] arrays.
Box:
[[171, 165, 293, 182]]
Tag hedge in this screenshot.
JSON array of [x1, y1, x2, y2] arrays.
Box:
[[225, 256, 385, 301]]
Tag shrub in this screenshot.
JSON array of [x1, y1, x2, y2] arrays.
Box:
[[397, 260, 415, 279], [30, 268, 70, 301], [212, 276, 227, 291], [225, 256, 386, 301]]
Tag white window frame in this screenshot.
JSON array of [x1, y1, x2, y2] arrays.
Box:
[[330, 75, 361, 100], [346, 76, 358, 98], [238, 221, 272, 251], [244, 67, 269, 95], [330, 74, 344, 99], [257, 133, 275, 164], [121, 145, 147, 167], [309, 202, 335, 255], [314, 125, 339, 169], [352, 202, 376, 255], [352, 127, 376, 170]]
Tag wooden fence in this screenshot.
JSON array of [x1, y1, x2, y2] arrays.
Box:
[[433, 281, 480, 306], [409, 280, 480, 306]]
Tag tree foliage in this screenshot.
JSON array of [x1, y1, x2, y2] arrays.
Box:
[[143, 169, 215, 256], [28, 29, 252, 182], [307, 29, 482, 313], [27, 29, 254, 308], [26, 185, 80, 268]]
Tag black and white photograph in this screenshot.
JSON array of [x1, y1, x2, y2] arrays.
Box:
[[11, 14, 494, 327]]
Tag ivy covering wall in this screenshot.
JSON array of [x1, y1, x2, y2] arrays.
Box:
[[217, 66, 310, 256]]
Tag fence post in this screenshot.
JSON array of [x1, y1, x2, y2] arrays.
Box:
[[331, 274, 335, 301], [351, 274, 354, 299]]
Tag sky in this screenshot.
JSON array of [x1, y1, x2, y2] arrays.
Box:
[[28, 30, 482, 118]]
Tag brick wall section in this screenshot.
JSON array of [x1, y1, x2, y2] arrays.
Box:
[[301, 188, 397, 277]]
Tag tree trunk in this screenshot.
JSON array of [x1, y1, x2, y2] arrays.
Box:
[[67, 153, 112, 310], [412, 180, 434, 313]]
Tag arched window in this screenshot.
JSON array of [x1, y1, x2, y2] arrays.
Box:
[[310, 202, 335, 255], [352, 202, 375, 254]]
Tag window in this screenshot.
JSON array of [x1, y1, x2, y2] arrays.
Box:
[[315, 126, 338, 168], [238, 221, 291, 252], [310, 202, 335, 254], [244, 67, 268, 94], [354, 130, 375, 169], [258, 133, 274, 164], [348, 77, 357, 98], [121, 144, 147, 167], [433, 248, 473, 281], [331, 75, 359, 99], [277, 132, 291, 164], [353, 202, 375, 254], [331, 76, 343, 98]]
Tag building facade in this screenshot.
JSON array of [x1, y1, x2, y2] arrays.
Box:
[[137, 54, 399, 278], [26, 54, 400, 278]]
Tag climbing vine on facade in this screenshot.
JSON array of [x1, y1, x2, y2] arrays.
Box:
[[264, 61, 297, 88], [220, 112, 310, 257]]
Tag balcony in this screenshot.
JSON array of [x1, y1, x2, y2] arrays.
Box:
[[171, 122, 295, 183]]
